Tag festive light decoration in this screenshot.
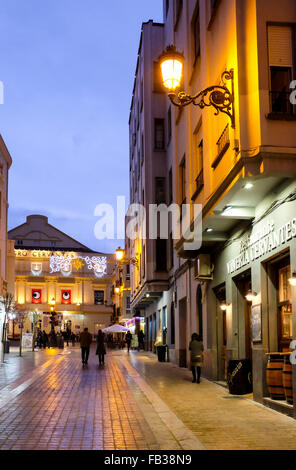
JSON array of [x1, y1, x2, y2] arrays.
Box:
[[49, 254, 107, 278], [73, 258, 84, 271], [31, 262, 42, 276]]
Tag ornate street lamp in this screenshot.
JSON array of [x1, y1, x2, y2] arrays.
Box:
[[159, 45, 235, 128], [115, 247, 139, 267]]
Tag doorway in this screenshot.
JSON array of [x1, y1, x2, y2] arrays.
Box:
[[213, 283, 227, 380], [196, 285, 203, 340], [234, 270, 252, 360], [178, 298, 187, 367]]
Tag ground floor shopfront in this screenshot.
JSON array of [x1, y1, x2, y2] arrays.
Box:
[[141, 182, 296, 417], [7, 311, 112, 339], [208, 183, 296, 417]]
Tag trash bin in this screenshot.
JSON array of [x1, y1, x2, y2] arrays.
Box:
[[157, 345, 167, 362], [4, 340, 10, 354], [227, 359, 252, 395]]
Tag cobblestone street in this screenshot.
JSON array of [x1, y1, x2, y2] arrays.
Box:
[[0, 346, 296, 450]]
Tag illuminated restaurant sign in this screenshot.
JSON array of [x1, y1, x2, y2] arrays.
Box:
[[227, 218, 296, 275]]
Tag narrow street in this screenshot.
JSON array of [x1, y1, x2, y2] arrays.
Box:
[[0, 347, 296, 451]]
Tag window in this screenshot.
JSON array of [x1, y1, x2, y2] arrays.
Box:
[[141, 134, 144, 165], [179, 157, 186, 205], [156, 238, 167, 272], [212, 125, 230, 169], [268, 25, 295, 115], [174, 0, 183, 30], [140, 80, 143, 111], [277, 263, 292, 351], [153, 62, 164, 93], [94, 290, 104, 305], [126, 296, 131, 314], [208, 0, 221, 28], [193, 5, 200, 64], [169, 168, 173, 204], [192, 129, 204, 200], [168, 107, 172, 143], [170, 303, 175, 345], [126, 264, 130, 280], [17, 240, 23, 246], [166, 0, 169, 17], [155, 177, 166, 204], [154, 119, 165, 150], [142, 244, 146, 279], [169, 232, 174, 269]]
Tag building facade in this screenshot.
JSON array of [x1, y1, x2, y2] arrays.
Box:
[[0, 136, 12, 361], [8, 215, 115, 336], [129, 0, 296, 417]]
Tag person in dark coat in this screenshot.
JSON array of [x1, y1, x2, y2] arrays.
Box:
[[189, 333, 204, 384], [125, 331, 132, 353], [79, 328, 93, 365], [137, 330, 145, 351], [42, 330, 49, 349], [96, 330, 106, 365]]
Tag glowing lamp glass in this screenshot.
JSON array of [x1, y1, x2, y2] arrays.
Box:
[[161, 58, 183, 91], [115, 287, 120, 294], [245, 291, 257, 302], [288, 274, 296, 287], [220, 303, 228, 311], [116, 248, 124, 262]]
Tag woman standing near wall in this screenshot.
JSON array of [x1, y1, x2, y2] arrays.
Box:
[[189, 333, 204, 384]]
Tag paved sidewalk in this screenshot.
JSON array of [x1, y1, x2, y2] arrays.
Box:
[[0, 347, 296, 450]]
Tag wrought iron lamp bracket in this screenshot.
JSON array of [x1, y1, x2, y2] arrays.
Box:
[[168, 70, 235, 128]]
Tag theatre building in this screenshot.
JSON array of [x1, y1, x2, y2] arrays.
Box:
[[8, 215, 115, 336]]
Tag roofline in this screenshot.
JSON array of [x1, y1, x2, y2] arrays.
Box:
[[0, 135, 12, 168], [8, 215, 109, 254]]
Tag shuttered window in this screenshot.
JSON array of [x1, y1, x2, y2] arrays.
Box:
[[268, 25, 293, 67]]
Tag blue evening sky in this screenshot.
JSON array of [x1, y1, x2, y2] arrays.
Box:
[[0, 0, 163, 253]]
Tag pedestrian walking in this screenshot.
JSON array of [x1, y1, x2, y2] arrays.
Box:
[[125, 331, 132, 353], [137, 330, 145, 351], [71, 332, 76, 347], [96, 330, 106, 365], [189, 333, 204, 384], [79, 328, 93, 365], [66, 328, 71, 347], [42, 330, 49, 349]]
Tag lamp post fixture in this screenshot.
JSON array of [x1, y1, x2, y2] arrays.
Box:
[[115, 247, 139, 268], [159, 45, 235, 128]]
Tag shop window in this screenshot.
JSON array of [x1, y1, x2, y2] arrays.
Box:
[[268, 25, 295, 115], [278, 264, 292, 350]]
